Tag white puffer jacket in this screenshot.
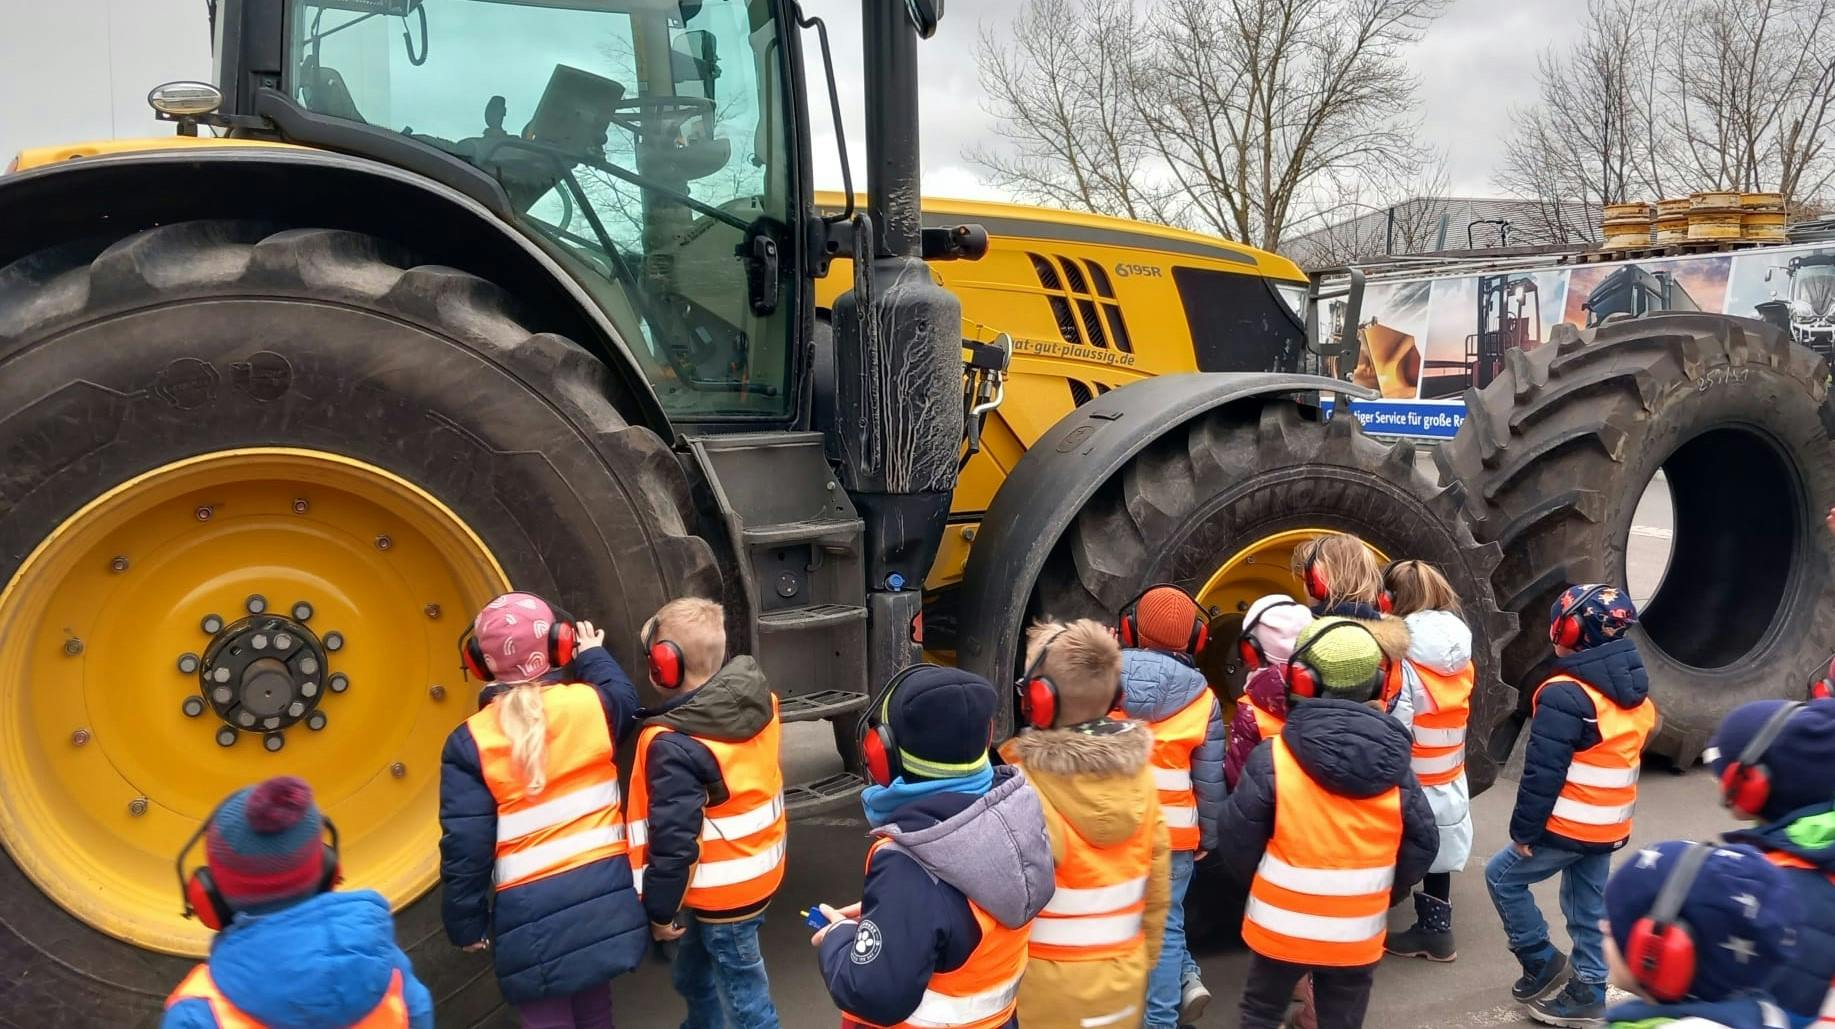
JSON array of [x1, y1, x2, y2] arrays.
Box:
[[1400, 609, 1475, 874]]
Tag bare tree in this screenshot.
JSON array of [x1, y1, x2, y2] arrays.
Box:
[[969, 0, 1171, 222], [1283, 153, 1453, 265], [971, 0, 1446, 250]]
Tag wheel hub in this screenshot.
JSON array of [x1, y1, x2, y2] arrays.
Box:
[[190, 608, 341, 743]]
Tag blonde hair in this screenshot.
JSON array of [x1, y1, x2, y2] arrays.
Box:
[[646, 597, 727, 683], [1025, 618, 1123, 724], [1383, 559, 1463, 616], [495, 683, 550, 794], [1293, 533, 1385, 608]]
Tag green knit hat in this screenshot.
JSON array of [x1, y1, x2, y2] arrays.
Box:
[[1292, 617, 1384, 699]]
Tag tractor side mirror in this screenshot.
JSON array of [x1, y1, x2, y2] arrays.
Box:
[[1305, 266, 1363, 363]]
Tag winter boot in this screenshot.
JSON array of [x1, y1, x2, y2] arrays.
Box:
[[1527, 978, 1605, 1028], [1385, 892, 1456, 961], [1178, 968, 1212, 1025], [1510, 944, 1569, 1002]]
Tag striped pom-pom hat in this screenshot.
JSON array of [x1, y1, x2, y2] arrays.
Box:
[[205, 775, 326, 913]]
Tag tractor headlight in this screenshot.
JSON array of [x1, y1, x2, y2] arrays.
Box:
[[1793, 299, 1817, 320]]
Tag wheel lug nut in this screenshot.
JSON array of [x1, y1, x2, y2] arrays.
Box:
[[263, 716, 281, 730], [70, 728, 91, 747], [390, 762, 406, 779], [306, 711, 328, 731], [424, 603, 442, 620], [375, 535, 393, 551], [201, 614, 224, 634], [246, 594, 267, 614], [237, 711, 256, 727], [216, 727, 237, 747], [429, 684, 447, 702], [264, 733, 285, 753], [182, 696, 206, 717], [195, 506, 213, 522], [299, 656, 320, 676], [128, 797, 148, 816], [109, 555, 130, 573], [212, 686, 233, 704], [324, 632, 344, 652], [213, 667, 232, 684], [177, 652, 201, 674], [287, 701, 306, 718], [291, 497, 310, 514], [329, 673, 350, 693], [300, 681, 319, 698], [292, 601, 313, 622], [251, 634, 269, 650], [63, 637, 84, 656], [273, 633, 293, 651]]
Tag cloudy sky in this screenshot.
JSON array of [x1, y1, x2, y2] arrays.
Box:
[[4, 0, 1585, 203]]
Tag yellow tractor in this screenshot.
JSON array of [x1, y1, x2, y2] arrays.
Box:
[[5, 0, 1826, 1022]]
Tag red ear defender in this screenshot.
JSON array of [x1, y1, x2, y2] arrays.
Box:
[[1304, 552, 1329, 603], [459, 630, 493, 682], [1625, 842, 1714, 1003], [1018, 631, 1067, 730], [1550, 584, 1608, 649], [1719, 701, 1803, 817], [861, 723, 897, 787], [184, 867, 233, 931], [1285, 660, 1321, 699], [1238, 636, 1266, 672], [178, 811, 341, 932], [550, 619, 577, 667], [1378, 591, 1394, 614], [648, 640, 686, 689], [1118, 609, 1138, 648]]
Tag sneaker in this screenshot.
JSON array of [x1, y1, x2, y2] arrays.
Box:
[[1527, 979, 1605, 1028], [1179, 970, 1212, 1024], [1510, 947, 1569, 1002], [1385, 893, 1457, 961]]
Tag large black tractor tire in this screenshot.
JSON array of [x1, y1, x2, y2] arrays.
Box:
[[1437, 314, 1835, 766], [1030, 399, 1515, 945], [0, 222, 719, 1027]]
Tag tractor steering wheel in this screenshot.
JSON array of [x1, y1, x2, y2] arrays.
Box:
[[609, 95, 716, 136]]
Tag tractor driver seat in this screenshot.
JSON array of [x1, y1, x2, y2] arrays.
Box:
[[299, 58, 367, 124]]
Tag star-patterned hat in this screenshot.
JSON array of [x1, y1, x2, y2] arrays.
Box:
[[1606, 840, 1799, 1003]]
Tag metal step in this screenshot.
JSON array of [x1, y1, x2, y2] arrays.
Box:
[[779, 689, 870, 723], [785, 770, 869, 817], [757, 604, 867, 634], [742, 518, 865, 550]]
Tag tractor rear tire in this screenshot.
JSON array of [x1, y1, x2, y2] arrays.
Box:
[[1030, 399, 1514, 945], [1436, 314, 1835, 767], [0, 221, 718, 1026]]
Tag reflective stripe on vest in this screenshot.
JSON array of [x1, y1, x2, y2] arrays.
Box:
[[1025, 776, 1157, 962], [1145, 692, 1212, 851], [846, 840, 1027, 1029], [627, 695, 787, 911], [1533, 676, 1656, 845], [1408, 660, 1475, 787], [167, 964, 409, 1028], [468, 682, 627, 890], [1243, 736, 1402, 966]]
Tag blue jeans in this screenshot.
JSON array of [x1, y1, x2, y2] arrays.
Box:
[[1145, 849, 1201, 1028], [671, 914, 779, 1029], [1484, 844, 1610, 985]]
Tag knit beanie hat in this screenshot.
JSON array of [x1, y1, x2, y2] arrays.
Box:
[[1707, 699, 1835, 821], [1291, 617, 1384, 700], [1243, 594, 1315, 668], [474, 592, 563, 682], [1129, 585, 1206, 653], [1606, 841, 1798, 1003], [1551, 584, 1638, 650], [206, 776, 327, 914], [885, 664, 996, 781]]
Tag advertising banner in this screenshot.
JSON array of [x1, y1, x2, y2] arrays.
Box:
[[1318, 241, 1835, 439]]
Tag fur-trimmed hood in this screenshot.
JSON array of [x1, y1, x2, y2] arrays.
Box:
[[1002, 720, 1156, 847], [1316, 602, 1412, 662]]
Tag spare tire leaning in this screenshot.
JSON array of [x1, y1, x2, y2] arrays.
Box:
[[1437, 314, 1835, 766]]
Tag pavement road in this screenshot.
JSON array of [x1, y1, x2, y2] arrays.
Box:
[[591, 468, 1707, 1027]]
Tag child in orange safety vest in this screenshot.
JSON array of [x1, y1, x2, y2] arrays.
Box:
[[1381, 560, 1477, 964], [439, 592, 648, 1028], [1219, 618, 1437, 1029], [1115, 584, 1226, 1029], [628, 597, 785, 1028], [1000, 618, 1171, 1029], [1292, 534, 1415, 719], [1486, 584, 1655, 1028], [1226, 594, 1316, 791], [165, 776, 434, 1029]]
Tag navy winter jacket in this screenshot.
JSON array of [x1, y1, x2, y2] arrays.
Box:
[[1723, 802, 1835, 1021], [1119, 648, 1227, 851], [438, 645, 648, 1005], [1510, 639, 1650, 852], [1217, 697, 1438, 905]]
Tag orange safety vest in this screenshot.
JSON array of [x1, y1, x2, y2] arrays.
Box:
[[845, 839, 1027, 1029], [1028, 788, 1156, 962], [167, 964, 408, 1027], [1243, 737, 1401, 967], [469, 682, 628, 891], [1146, 691, 1212, 851], [1382, 659, 1404, 709], [1533, 676, 1656, 845], [1408, 661, 1475, 787], [1249, 696, 1284, 740], [627, 696, 788, 911]]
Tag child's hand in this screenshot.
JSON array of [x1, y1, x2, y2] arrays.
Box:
[[651, 920, 686, 942], [575, 620, 606, 651], [1513, 841, 1533, 857], [837, 901, 862, 919], [461, 939, 489, 953], [809, 903, 847, 947], [1826, 506, 1835, 538]]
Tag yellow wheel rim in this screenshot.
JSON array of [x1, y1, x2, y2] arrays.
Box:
[[1193, 529, 1389, 686], [0, 449, 508, 956]]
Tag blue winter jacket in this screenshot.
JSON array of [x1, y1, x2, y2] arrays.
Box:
[[161, 890, 434, 1029], [1510, 638, 1651, 853], [1119, 648, 1226, 851], [438, 645, 648, 1005], [1724, 802, 1835, 1022]]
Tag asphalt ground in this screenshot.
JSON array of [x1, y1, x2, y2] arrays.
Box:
[[596, 473, 1711, 1027]]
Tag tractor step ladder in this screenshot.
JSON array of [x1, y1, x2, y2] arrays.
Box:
[[687, 432, 869, 815]]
